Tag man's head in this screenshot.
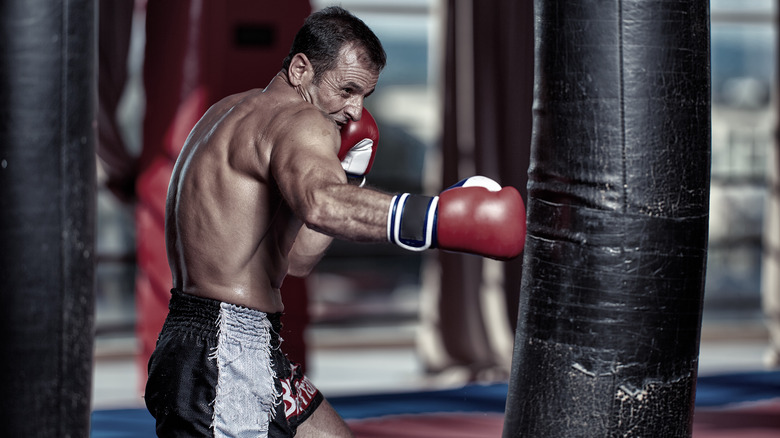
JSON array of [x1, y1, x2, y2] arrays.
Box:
[[282, 6, 386, 82]]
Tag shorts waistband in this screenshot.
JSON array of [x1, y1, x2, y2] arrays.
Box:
[[166, 289, 282, 336]]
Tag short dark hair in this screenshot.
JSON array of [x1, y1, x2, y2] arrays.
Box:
[[282, 6, 386, 81]]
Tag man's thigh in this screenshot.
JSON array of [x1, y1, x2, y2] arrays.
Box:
[[294, 399, 354, 438]]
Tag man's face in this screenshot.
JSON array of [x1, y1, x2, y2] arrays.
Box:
[[305, 44, 379, 126]]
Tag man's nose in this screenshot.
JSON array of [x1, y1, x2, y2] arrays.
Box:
[[346, 98, 363, 121]]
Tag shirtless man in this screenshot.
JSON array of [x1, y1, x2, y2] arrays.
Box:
[[145, 6, 525, 437]]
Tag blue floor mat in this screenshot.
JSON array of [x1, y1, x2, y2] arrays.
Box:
[[91, 371, 780, 437], [695, 370, 780, 408]]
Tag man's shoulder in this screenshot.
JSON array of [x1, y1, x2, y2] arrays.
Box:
[[268, 102, 337, 140], [280, 102, 330, 125]]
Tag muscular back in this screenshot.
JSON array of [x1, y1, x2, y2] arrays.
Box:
[[166, 88, 310, 312], [166, 53, 390, 312]]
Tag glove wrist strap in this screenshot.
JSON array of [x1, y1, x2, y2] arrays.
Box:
[[387, 194, 438, 251]]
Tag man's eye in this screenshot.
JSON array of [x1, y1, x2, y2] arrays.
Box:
[[342, 88, 353, 96]]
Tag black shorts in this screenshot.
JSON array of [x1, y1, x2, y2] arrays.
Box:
[[145, 290, 323, 437]]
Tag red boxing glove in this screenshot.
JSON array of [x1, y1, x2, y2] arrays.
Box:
[[387, 176, 526, 260], [339, 108, 379, 177], [437, 177, 526, 259]]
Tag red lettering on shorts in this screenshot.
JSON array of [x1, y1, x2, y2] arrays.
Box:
[[281, 364, 319, 419]]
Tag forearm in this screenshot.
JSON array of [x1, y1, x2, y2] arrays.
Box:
[[287, 224, 333, 277], [302, 183, 392, 243]]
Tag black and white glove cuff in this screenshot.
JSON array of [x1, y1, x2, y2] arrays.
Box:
[[387, 193, 439, 251]]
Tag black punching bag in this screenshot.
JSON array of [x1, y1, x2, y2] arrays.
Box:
[[503, 1, 710, 437], [0, 1, 96, 436]]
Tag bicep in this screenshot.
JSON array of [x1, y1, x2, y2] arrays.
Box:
[[269, 116, 346, 216]]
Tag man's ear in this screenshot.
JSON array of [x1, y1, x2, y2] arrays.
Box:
[[287, 53, 313, 87]]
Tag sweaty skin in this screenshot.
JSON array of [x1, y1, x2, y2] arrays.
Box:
[[165, 44, 392, 313]]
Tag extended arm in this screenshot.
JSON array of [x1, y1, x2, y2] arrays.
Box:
[[270, 108, 392, 245], [273, 107, 526, 268]]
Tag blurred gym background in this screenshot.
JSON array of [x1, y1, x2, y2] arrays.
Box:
[[93, 0, 778, 410]]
